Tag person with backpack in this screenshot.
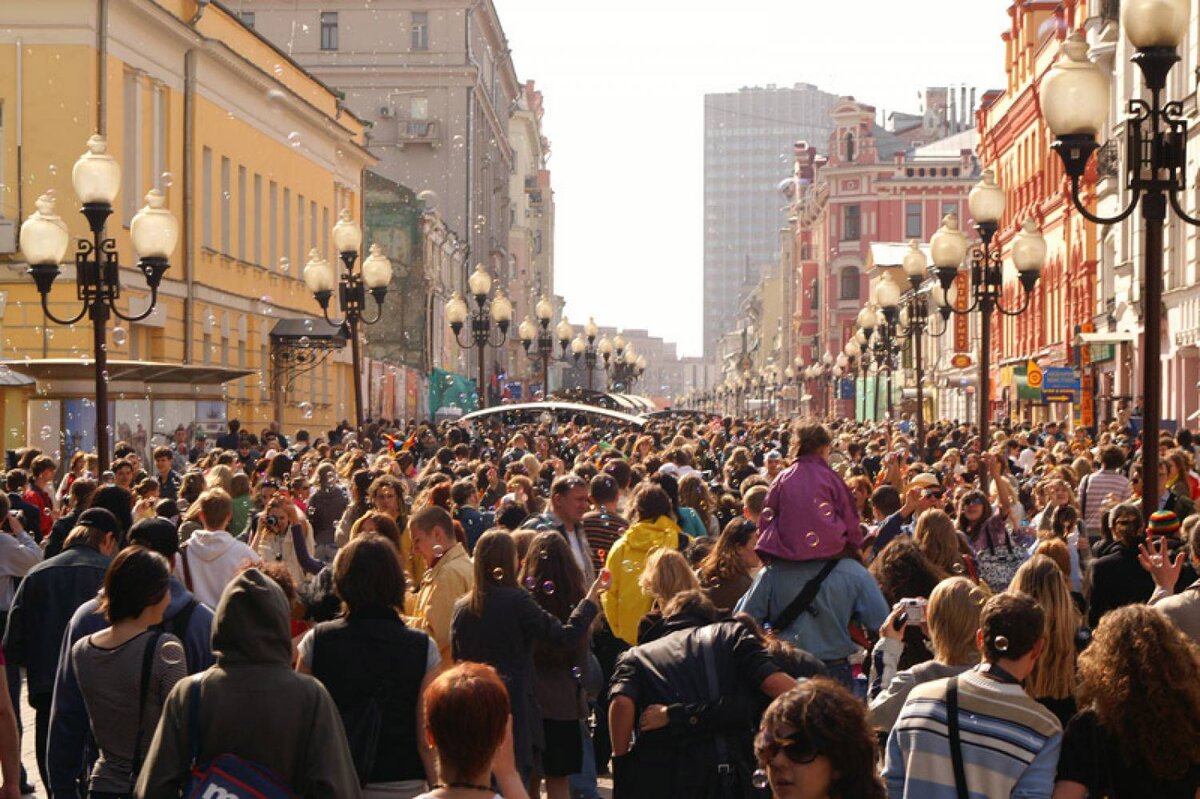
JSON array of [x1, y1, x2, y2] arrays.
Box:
[[297, 534, 438, 798], [47, 518, 215, 797], [3, 507, 120, 788], [600, 484, 686, 646], [57, 547, 187, 799], [136, 567, 360, 798]]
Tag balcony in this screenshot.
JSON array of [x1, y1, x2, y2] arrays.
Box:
[[372, 117, 441, 149]]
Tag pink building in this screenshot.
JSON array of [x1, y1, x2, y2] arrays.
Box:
[[791, 96, 980, 418]]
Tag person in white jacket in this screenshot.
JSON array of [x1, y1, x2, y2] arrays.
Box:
[[176, 488, 261, 608]]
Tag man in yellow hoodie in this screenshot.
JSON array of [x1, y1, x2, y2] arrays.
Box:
[[602, 484, 685, 646]]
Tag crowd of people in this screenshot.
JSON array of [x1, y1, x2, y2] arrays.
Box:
[[0, 408, 1197, 798]]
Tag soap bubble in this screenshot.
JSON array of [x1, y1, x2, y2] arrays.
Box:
[[159, 640, 186, 666], [432, 544, 444, 558], [491, 567, 504, 580], [805, 531, 821, 547], [39, 425, 52, 441], [298, 401, 313, 419], [160, 172, 174, 188], [112, 326, 128, 346], [760, 507, 774, 523], [993, 635, 1010, 652], [416, 189, 439, 212], [523, 576, 537, 591], [570, 666, 583, 679], [751, 769, 769, 789], [541, 580, 556, 595], [287, 131, 301, 148]]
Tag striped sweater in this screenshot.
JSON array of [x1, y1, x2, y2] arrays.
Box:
[[883, 669, 1063, 799]]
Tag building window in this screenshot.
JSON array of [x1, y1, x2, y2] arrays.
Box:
[[809, 278, 819, 310], [239, 11, 255, 28], [237, 165, 247, 262], [122, 71, 141, 223], [842, 205, 860, 241], [310, 201, 317, 252], [800, 242, 811, 260], [201, 147, 212, 248], [283, 188, 291, 267], [320, 12, 338, 50], [297, 194, 305, 263], [410, 97, 429, 120], [411, 11, 429, 50], [269, 181, 278, 268], [905, 202, 922, 239], [844, 132, 855, 162], [253, 174, 263, 265], [941, 201, 958, 221], [220, 157, 231, 254], [152, 84, 166, 193], [840, 266, 860, 300]]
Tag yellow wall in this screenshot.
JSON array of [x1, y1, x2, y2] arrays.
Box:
[[0, 0, 374, 441]]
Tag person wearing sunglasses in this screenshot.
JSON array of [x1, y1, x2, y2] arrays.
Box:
[[755, 678, 886, 799]]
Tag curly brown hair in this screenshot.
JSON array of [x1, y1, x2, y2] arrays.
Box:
[[1077, 604, 1200, 781], [755, 678, 886, 799]]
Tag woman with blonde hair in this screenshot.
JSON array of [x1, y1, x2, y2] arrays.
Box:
[[912, 509, 975, 581], [867, 576, 986, 731], [1010, 554, 1080, 726], [635, 548, 700, 644], [204, 463, 234, 496]]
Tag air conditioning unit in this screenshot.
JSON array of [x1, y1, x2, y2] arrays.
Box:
[[0, 219, 16, 254], [379, 105, 394, 119]]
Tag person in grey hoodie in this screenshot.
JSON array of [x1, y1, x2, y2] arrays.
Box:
[[866, 576, 985, 732], [136, 568, 361, 798]]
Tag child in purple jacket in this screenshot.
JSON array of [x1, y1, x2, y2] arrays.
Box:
[[756, 422, 863, 562]]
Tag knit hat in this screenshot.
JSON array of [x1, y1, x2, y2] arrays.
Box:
[[1147, 510, 1181, 537]]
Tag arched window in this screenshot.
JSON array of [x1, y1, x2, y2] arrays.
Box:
[[840, 266, 860, 300], [800, 242, 811, 260], [844, 132, 856, 162]]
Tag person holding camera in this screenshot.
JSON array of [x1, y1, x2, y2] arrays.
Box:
[[249, 493, 322, 588]]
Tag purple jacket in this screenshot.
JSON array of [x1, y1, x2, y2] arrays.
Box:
[[755, 454, 863, 562]]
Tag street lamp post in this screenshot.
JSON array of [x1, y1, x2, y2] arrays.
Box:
[[875, 253, 954, 450], [303, 210, 393, 431], [1042, 12, 1192, 504], [444, 265, 513, 409], [20, 135, 178, 471], [928, 175, 1045, 492], [518, 296, 571, 399], [570, 317, 601, 392]]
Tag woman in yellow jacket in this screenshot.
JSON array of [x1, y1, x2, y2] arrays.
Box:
[[602, 484, 685, 645]]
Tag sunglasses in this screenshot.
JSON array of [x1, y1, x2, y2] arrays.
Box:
[[758, 730, 819, 765]]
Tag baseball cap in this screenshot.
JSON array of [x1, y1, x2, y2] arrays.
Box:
[[77, 507, 121, 538], [907, 472, 941, 491]]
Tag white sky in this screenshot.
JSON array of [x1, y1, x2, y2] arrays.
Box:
[[497, 0, 1008, 357]]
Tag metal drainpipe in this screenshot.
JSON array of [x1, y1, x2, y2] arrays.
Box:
[[182, 49, 196, 364]]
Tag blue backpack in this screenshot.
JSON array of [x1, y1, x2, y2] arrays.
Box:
[[183, 679, 300, 799]]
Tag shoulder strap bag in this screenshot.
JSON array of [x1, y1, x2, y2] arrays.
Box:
[[945, 676, 970, 799], [769, 560, 838, 633], [179, 543, 195, 593], [130, 631, 163, 790]]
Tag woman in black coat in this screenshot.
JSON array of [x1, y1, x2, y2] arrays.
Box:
[[451, 530, 607, 786]]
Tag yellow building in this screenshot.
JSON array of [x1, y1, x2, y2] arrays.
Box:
[[0, 0, 375, 458]]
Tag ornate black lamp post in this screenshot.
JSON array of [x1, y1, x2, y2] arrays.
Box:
[[518, 297, 572, 398], [569, 317, 601, 392], [19, 135, 178, 471], [302, 210, 393, 431], [927, 173, 1046, 491], [1042, 10, 1191, 504], [444, 265, 513, 409]]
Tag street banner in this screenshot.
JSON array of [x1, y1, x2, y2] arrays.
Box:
[[953, 273, 970, 352], [1080, 373, 1095, 429]]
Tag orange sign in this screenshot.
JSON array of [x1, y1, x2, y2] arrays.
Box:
[[1027, 359, 1043, 389], [951, 353, 974, 369], [1080, 373, 1095, 428]]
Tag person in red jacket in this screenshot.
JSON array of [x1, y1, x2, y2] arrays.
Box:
[[22, 456, 58, 541]]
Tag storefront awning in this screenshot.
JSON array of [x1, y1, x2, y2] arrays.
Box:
[[269, 318, 347, 349], [7, 359, 253, 399], [1077, 331, 1136, 345], [9, 359, 253, 384]]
